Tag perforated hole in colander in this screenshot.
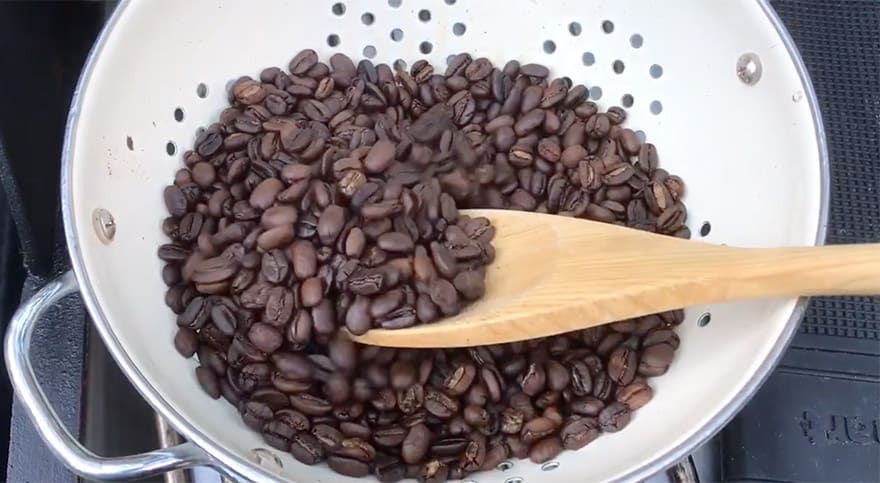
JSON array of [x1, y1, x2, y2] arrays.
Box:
[[650, 64, 664, 78], [698, 312, 712, 327], [195, 83, 208, 98], [582, 52, 595, 66], [630, 33, 644, 48], [650, 100, 663, 114]]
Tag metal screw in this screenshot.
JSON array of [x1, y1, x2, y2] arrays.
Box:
[[736, 53, 762, 85], [92, 208, 116, 244]]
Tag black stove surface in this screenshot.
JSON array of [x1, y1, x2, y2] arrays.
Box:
[[0, 2, 877, 483]]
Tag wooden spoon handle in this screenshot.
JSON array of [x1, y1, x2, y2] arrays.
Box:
[[696, 244, 880, 299]]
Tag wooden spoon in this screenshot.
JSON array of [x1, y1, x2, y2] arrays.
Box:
[[349, 209, 879, 348]]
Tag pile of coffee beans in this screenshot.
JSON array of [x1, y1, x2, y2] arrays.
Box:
[[159, 50, 688, 481]]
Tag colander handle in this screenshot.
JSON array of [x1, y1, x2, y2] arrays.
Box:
[[4, 271, 213, 480]]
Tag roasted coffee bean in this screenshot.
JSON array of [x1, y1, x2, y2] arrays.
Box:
[[561, 416, 601, 450], [598, 401, 632, 432], [174, 328, 199, 357], [529, 436, 563, 464], [178, 296, 210, 330], [545, 360, 571, 391], [500, 407, 525, 434], [324, 334, 356, 374], [429, 278, 460, 313], [402, 424, 432, 464], [442, 363, 476, 397], [290, 393, 333, 416], [374, 425, 407, 447], [328, 456, 370, 477], [161, 54, 691, 479], [606, 338, 639, 384], [195, 366, 221, 398], [520, 362, 546, 396], [520, 416, 556, 444], [638, 342, 676, 376], [290, 432, 325, 465], [424, 387, 459, 419], [617, 381, 654, 410], [248, 322, 282, 353]]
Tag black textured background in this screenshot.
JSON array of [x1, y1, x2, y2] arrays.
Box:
[[722, 2, 880, 482]]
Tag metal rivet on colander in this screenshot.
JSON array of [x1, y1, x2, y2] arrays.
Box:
[[792, 90, 804, 102], [736, 52, 762, 85], [92, 208, 116, 244], [250, 448, 283, 472]]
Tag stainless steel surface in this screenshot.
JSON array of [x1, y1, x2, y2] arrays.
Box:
[[158, 415, 193, 483], [3, 271, 213, 480]]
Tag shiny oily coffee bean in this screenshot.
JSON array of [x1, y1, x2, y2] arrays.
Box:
[[160, 54, 692, 480]]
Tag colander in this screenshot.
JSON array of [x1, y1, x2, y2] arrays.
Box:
[[4, 0, 828, 481]]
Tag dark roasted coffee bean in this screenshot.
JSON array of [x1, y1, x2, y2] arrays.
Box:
[[174, 328, 199, 358], [442, 363, 476, 397], [529, 436, 563, 464], [545, 360, 570, 391], [599, 401, 632, 433], [290, 432, 324, 465], [195, 366, 221, 399], [429, 278, 460, 313], [161, 55, 689, 479], [248, 322, 282, 353], [290, 393, 333, 416], [617, 381, 654, 410], [402, 424, 432, 464], [343, 294, 371, 335], [638, 342, 675, 376], [561, 416, 600, 450], [178, 296, 209, 330], [520, 416, 556, 444], [520, 362, 546, 396], [570, 396, 604, 418], [328, 456, 370, 477], [424, 387, 459, 419], [608, 345, 639, 386], [374, 425, 407, 447]]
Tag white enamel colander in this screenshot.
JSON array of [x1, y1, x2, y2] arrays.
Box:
[[5, 0, 827, 482]]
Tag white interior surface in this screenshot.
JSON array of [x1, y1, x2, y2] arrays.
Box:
[[66, 0, 824, 481]]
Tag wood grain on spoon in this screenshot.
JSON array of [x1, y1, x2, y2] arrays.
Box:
[[350, 209, 880, 348]]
